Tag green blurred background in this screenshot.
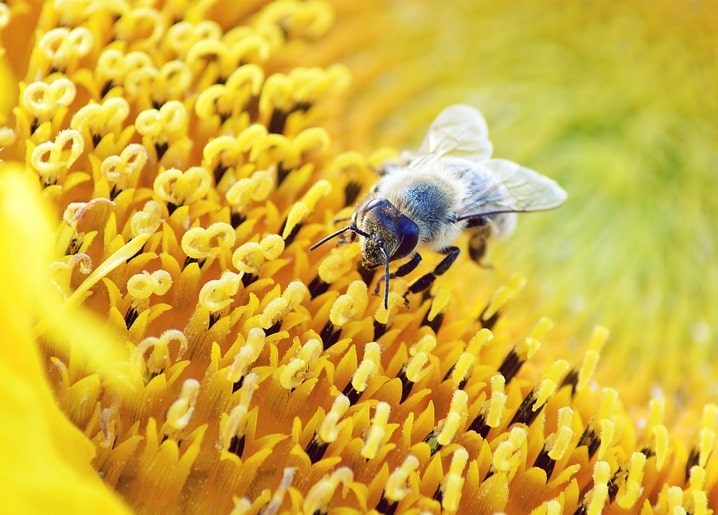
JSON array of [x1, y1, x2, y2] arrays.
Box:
[[333, 0, 718, 401]]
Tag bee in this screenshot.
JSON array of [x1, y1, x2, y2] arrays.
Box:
[[311, 104, 567, 309]]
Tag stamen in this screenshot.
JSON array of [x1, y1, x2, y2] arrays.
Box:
[[164, 378, 200, 434], [436, 390, 469, 446], [576, 326, 609, 393], [361, 401, 391, 459], [127, 270, 173, 300], [492, 426, 527, 479], [615, 452, 646, 508], [227, 328, 266, 385], [350, 342, 382, 395], [198, 271, 241, 313], [548, 407, 574, 462], [318, 394, 350, 444], [441, 447, 469, 512], [583, 461, 611, 515], [303, 467, 354, 514], [329, 280, 369, 328], [384, 455, 420, 503], [220, 373, 259, 452], [278, 338, 322, 390], [486, 374, 507, 429], [153, 166, 212, 208], [181, 222, 236, 264]]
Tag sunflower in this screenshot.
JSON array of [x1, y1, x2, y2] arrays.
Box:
[[1, 1, 716, 513]]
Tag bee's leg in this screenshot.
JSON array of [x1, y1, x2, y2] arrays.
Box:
[[407, 246, 460, 296], [393, 253, 423, 277], [466, 219, 493, 267], [468, 231, 488, 264], [373, 253, 422, 295]]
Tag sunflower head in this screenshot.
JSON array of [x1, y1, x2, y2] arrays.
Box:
[[1, 1, 717, 513]]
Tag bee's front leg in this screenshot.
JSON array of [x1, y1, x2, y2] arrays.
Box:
[[407, 246, 460, 297], [373, 253, 422, 296]]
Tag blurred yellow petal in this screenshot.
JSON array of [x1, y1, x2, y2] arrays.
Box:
[[0, 166, 129, 513]]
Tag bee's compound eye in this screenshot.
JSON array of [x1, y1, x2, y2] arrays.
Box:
[[364, 198, 384, 211], [393, 213, 419, 260]]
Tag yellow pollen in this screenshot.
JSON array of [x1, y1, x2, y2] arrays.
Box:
[[666, 486, 685, 514], [687, 465, 709, 515], [164, 378, 200, 433], [615, 451, 646, 509], [586, 460, 610, 515], [220, 373, 259, 451], [450, 352, 475, 388], [351, 342, 382, 393], [441, 447, 468, 512], [374, 292, 404, 325], [57, 232, 151, 314], [577, 326, 609, 392], [404, 352, 430, 384], [181, 222, 236, 261], [130, 200, 164, 238], [467, 327, 494, 353], [597, 387, 620, 419], [436, 390, 469, 446], [303, 467, 354, 514], [300, 179, 332, 212], [278, 338, 322, 390], [134, 329, 188, 376], [153, 166, 212, 207], [36, 26, 93, 71], [71, 97, 130, 143], [317, 246, 361, 284], [492, 426, 527, 479], [318, 394, 350, 443], [101, 143, 149, 189], [516, 337, 541, 362], [361, 401, 390, 459], [258, 467, 296, 515], [529, 316, 554, 340], [329, 281, 369, 327], [127, 270, 173, 300], [22, 78, 76, 120], [115, 7, 164, 49], [410, 334, 436, 356], [384, 454, 420, 502], [30, 129, 84, 183], [596, 418, 615, 462], [226, 170, 275, 212], [547, 407, 574, 461], [198, 271, 241, 312], [136, 100, 188, 140], [486, 374, 507, 428], [227, 328, 266, 384], [533, 360, 570, 410]]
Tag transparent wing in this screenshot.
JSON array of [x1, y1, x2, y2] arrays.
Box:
[[456, 159, 567, 220], [414, 104, 493, 162]]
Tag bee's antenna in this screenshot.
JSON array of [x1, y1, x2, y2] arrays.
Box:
[[310, 225, 371, 251], [309, 225, 353, 250], [379, 245, 390, 309]]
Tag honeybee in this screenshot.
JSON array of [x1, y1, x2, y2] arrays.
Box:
[[311, 104, 567, 308]]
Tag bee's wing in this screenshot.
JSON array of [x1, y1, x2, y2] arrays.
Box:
[[456, 159, 567, 220], [414, 104, 493, 162]]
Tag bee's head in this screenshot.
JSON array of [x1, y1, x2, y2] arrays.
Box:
[[310, 198, 420, 309], [356, 198, 419, 267]]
